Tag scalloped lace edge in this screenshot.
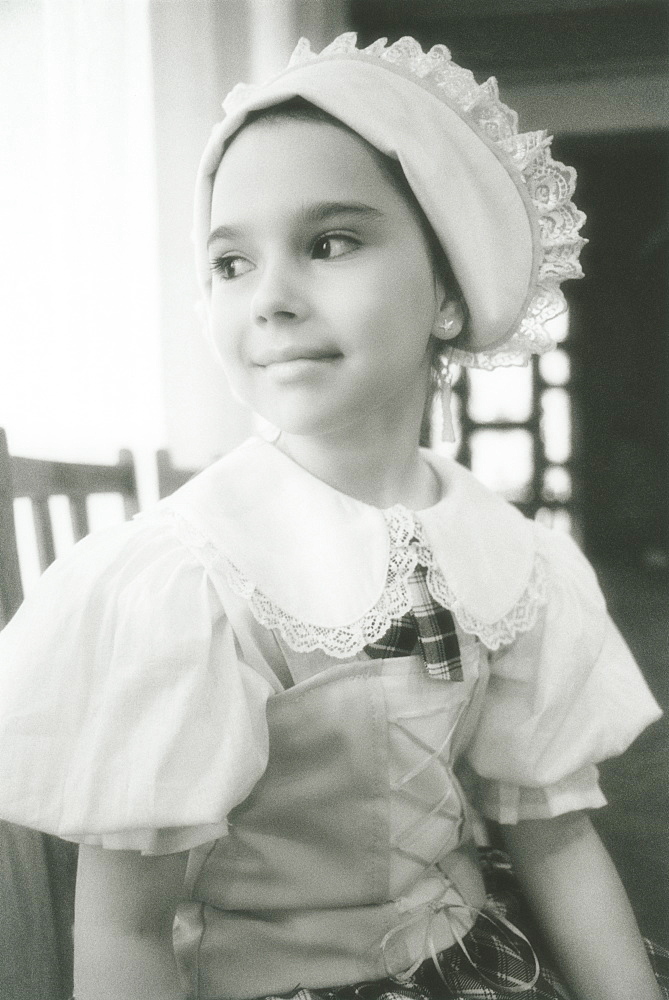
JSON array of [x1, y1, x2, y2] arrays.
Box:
[[163, 507, 548, 659], [222, 33, 586, 372]]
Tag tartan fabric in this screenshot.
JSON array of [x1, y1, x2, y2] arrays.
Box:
[[364, 614, 418, 659], [258, 850, 669, 1000], [648, 939, 669, 999], [365, 562, 463, 681]]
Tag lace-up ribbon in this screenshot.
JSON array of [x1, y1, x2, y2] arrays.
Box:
[[380, 880, 540, 994]]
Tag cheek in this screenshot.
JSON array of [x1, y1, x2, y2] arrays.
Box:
[[208, 293, 246, 363], [343, 259, 436, 353]]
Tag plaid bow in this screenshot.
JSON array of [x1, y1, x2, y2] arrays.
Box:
[[365, 563, 463, 682]]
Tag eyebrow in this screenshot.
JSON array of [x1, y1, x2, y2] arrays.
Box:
[[207, 201, 384, 248]]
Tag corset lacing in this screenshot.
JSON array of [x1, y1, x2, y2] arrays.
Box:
[[368, 575, 540, 994], [380, 884, 540, 993]]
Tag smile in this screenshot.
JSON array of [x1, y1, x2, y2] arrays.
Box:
[[254, 346, 343, 367], [252, 345, 343, 381], [256, 355, 343, 381]]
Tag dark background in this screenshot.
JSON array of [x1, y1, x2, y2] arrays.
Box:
[[350, 0, 669, 948]]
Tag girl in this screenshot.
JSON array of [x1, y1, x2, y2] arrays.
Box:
[[0, 33, 666, 1000]]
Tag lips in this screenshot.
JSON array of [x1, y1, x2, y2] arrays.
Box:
[[253, 345, 342, 367]]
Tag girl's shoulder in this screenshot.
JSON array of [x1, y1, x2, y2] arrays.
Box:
[[421, 450, 610, 637], [0, 452, 275, 851], [2, 439, 269, 637], [0, 499, 210, 649]]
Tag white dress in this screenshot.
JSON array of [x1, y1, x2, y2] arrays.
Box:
[[0, 438, 661, 997]]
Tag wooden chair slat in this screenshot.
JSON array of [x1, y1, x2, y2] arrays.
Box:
[[157, 447, 197, 499], [2, 438, 139, 620], [32, 499, 57, 571], [119, 448, 140, 518], [11, 455, 137, 499], [0, 430, 23, 627], [70, 497, 89, 541]]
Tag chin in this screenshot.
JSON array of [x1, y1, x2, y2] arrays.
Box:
[[261, 415, 333, 438], [254, 403, 353, 439]]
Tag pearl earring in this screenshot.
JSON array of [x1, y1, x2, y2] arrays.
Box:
[[434, 300, 464, 343]]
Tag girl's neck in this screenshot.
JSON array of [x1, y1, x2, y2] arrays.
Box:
[[275, 417, 441, 511]]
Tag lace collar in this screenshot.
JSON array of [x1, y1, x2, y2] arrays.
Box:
[[160, 438, 546, 655]]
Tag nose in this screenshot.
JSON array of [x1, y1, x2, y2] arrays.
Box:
[[251, 256, 307, 326]]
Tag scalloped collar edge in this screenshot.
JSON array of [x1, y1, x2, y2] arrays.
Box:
[[159, 437, 541, 643]]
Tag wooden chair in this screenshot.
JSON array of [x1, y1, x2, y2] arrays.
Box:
[[0, 428, 139, 999], [156, 447, 196, 499], [0, 427, 138, 627]]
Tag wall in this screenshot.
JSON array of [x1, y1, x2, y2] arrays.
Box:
[[150, 0, 348, 469]]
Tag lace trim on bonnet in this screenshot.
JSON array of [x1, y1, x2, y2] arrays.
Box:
[[224, 34, 587, 371], [164, 505, 547, 658]]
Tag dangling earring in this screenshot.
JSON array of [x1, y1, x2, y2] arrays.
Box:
[[438, 362, 456, 443], [432, 303, 462, 443]]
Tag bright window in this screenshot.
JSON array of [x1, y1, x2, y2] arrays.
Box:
[[434, 307, 577, 534], [0, 1, 163, 467]]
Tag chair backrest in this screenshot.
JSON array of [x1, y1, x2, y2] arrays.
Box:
[[0, 428, 139, 627], [156, 448, 196, 499]]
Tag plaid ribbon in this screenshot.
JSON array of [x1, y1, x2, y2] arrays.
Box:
[[365, 563, 463, 682]]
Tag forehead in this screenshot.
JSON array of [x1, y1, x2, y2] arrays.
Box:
[[210, 117, 409, 223]]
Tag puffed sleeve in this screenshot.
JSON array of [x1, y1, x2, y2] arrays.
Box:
[[0, 515, 274, 853], [463, 524, 662, 824]]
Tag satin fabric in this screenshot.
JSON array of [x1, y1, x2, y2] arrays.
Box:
[[174, 655, 486, 999]]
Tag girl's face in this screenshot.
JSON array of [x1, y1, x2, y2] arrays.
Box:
[[208, 117, 444, 440]]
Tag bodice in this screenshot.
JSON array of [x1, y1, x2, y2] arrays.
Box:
[[174, 649, 488, 999]]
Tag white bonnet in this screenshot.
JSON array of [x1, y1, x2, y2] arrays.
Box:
[[193, 34, 586, 369]]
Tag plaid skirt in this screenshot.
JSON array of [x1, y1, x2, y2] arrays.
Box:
[[258, 850, 669, 1000]]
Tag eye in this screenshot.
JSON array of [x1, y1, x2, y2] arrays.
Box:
[[311, 234, 359, 260], [210, 254, 254, 280]]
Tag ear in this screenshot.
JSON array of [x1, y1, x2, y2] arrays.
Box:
[[433, 297, 464, 342]]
